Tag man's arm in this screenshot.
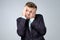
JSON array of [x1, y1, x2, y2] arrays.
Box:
[[31, 14, 46, 36], [16, 17, 26, 37]]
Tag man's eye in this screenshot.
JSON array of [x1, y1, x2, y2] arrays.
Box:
[[26, 10, 28, 12], [30, 11, 32, 13]]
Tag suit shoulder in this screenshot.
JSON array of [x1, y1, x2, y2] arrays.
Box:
[[16, 17, 21, 21], [36, 14, 43, 18]]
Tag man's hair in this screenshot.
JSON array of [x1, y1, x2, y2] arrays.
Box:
[[25, 2, 37, 9]]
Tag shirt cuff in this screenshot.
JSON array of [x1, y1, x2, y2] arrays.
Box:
[[21, 16, 26, 19]]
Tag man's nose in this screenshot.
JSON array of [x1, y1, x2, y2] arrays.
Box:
[[27, 12, 30, 15]]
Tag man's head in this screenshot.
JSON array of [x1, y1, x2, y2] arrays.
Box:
[[22, 2, 37, 19]]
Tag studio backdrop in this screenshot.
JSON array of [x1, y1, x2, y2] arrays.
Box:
[[0, 0, 60, 40]]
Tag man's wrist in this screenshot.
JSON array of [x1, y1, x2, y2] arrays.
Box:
[[21, 16, 26, 19]]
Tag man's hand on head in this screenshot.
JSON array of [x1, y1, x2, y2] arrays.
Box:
[[22, 12, 35, 19], [22, 5, 36, 19]]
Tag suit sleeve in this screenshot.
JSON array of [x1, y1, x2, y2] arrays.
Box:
[[16, 17, 26, 37], [32, 15, 46, 36]]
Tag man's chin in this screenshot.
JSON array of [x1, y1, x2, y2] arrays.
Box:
[[26, 16, 30, 19], [27, 17, 30, 19]]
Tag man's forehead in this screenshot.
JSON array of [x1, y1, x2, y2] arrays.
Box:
[[24, 6, 36, 10]]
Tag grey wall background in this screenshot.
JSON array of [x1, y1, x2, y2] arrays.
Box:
[[0, 0, 60, 40]]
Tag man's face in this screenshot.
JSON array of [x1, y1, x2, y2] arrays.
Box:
[[23, 6, 37, 19]]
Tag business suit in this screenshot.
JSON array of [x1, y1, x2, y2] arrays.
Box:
[[16, 14, 46, 40]]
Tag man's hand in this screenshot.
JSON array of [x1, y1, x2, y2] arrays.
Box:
[[29, 14, 35, 19]]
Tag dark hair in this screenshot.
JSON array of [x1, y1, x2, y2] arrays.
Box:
[[25, 2, 37, 9]]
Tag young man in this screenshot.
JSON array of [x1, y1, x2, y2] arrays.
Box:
[[16, 2, 46, 40]]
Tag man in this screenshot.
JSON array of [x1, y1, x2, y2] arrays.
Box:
[[16, 2, 46, 40]]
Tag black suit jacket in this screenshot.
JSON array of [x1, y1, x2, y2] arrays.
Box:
[[16, 14, 46, 40]]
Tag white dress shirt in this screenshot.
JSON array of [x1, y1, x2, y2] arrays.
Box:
[[21, 16, 34, 31]]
